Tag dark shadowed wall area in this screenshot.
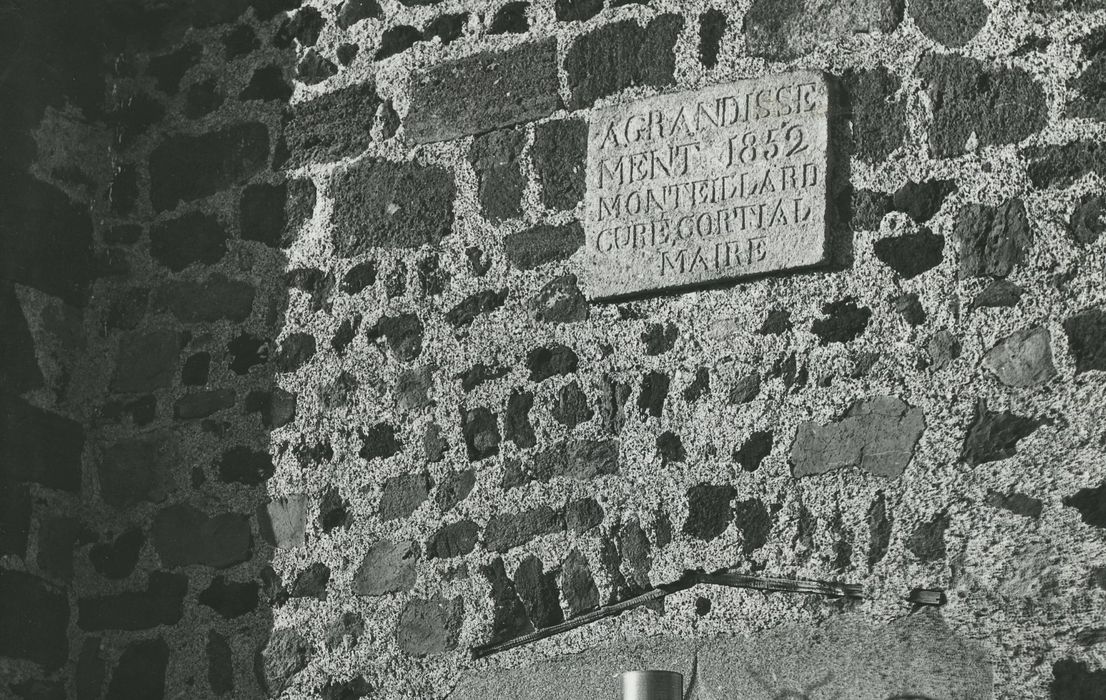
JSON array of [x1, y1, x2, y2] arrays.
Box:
[[2, 0, 1106, 699]]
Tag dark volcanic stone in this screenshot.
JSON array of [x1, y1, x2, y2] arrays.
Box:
[[972, 279, 1025, 309], [872, 228, 945, 279], [104, 638, 168, 700], [338, 0, 382, 28], [331, 159, 454, 254], [240, 179, 316, 248], [151, 503, 251, 569], [76, 637, 105, 700], [207, 630, 234, 695], [564, 15, 683, 109], [337, 43, 359, 66], [0, 570, 69, 669], [917, 53, 1047, 158], [1070, 193, 1105, 245], [529, 274, 589, 323], [296, 50, 338, 85], [985, 490, 1043, 519], [274, 332, 316, 373], [683, 366, 711, 402], [1025, 140, 1106, 189], [289, 562, 330, 599], [490, 2, 529, 33], [893, 179, 957, 222], [505, 389, 536, 448], [282, 82, 381, 167], [867, 492, 892, 569], [378, 472, 431, 521], [90, 528, 144, 579], [0, 284, 43, 394], [1064, 481, 1106, 528], [555, 0, 601, 22], [36, 516, 84, 581], [320, 677, 373, 700], [98, 435, 170, 508], [482, 558, 534, 643], [910, 0, 989, 47], [514, 555, 563, 628], [684, 483, 736, 541], [552, 381, 594, 427], [375, 26, 421, 60], [841, 66, 907, 162], [531, 438, 620, 481], [560, 548, 599, 616], [759, 308, 793, 335], [244, 389, 297, 429], [484, 505, 564, 552], [565, 498, 604, 532], [733, 498, 772, 554], [181, 353, 211, 386], [353, 539, 418, 595], [224, 24, 259, 57], [319, 488, 351, 532], [371, 313, 424, 361], [148, 43, 200, 94], [597, 375, 632, 434], [0, 484, 31, 556], [1050, 658, 1106, 699], [527, 343, 579, 381], [342, 261, 377, 294], [729, 373, 760, 405], [461, 407, 500, 461], [149, 211, 227, 272], [638, 370, 670, 417], [906, 512, 948, 562], [533, 119, 587, 210], [744, 0, 903, 60], [325, 612, 364, 651], [78, 571, 187, 631], [174, 389, 235, 419], [406, 39, 562, 143], [199, 575, 258, 618], [425, 13, 468, 45], [1064, 307, 1106, 374], [396, 598, 457, 656], [260, 628, 311, 695], [791, 396, 926, 478], [734, 431, 773, 472], [891, 292, 926, 326], [699, 9, 726, 68], [210, 440, 255, 488], [470, 128, 525, 221], [435, 469, 475, 511], [811, 297, 872, 345], [457, 363, 509, 392], [155, 273, 256, 324], [642, 322, 678, 355], [240, 65, 293, 101], [504, 222, 585, 269], [359, 422, 402, 460], [149, 123, 269, 212], [961, 401, 1043, 466], [428, 519, 479, 558], [656, 431, 686, 464], [955, 199, 1032, 279], [446, 289, 508, 327]]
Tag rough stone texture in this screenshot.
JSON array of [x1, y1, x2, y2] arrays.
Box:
[[872, 229, 945, 279], [353, 540, 418, 596], [791, 396, 926, 478], [151, 504, 251, 569], [955, 199, 1033, 279], [909, 0, 990, 47], [331, 159, 454, 255], [1063, 308, 1106, 374], [528, 274, 588, 324], [982, 327, 1058, 386], [504, 222, 585, 270], [744, 0, 904, 60], [0, 570, 70, 670], [406, 39, 562, 143], [917, 54, 1047, 158], [960, 401, 1043, 466], [841, 66, 907, 163], [149, 122, 269, 211], [484, 505, 565, 552], [564, 15, 684, 109], [533, 119, 586, 210], [470, 129, 525, 222]]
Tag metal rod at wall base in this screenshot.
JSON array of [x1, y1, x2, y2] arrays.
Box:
[[620, 671, 683, 700]]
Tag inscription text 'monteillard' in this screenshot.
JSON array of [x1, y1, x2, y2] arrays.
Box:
[[582, 72, 830, 299]]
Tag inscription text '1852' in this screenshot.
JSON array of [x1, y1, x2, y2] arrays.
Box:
[[581, 71, 830, 299]]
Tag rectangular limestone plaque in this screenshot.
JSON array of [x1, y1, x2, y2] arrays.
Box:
[[581, 71, 831, 299]]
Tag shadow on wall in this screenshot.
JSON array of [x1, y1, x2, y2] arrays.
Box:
[[1, 0, 307, 697]]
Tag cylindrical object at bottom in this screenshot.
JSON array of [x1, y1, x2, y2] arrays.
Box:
[[619, 670, 683, 700]]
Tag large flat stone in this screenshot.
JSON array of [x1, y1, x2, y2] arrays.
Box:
[[696, 611, 992, 700], [450, 636, 696, 700], [406, 39, 562, 144], [580, 71, 830, 299], [790, 396, 925, 478], [744, 0, 904, 60]]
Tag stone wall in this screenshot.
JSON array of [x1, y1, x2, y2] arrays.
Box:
[[2, 0, 1106, 698]]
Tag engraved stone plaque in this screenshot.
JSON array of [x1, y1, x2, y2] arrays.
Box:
[[581, 71, 830, 299]]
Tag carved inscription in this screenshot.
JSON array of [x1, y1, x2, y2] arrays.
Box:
[[581, 71, 830, 299]]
